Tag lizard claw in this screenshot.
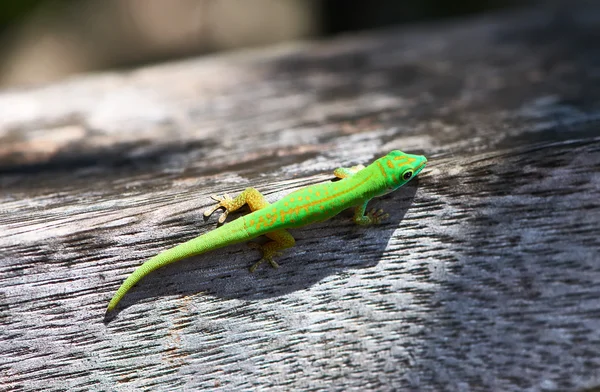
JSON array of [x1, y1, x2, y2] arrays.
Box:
[[204, 193, 234, 223], [248, 242, 281, 272], [366, 208, 389, 224], [210, 194, 231, 202], [249, 258, 280, 273]]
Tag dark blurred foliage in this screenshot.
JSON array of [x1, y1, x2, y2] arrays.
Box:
[[0, 0, 49, 31], [321, 0, 527, 35], [0, 0, 529, 37], [0, 0, 537, 87]]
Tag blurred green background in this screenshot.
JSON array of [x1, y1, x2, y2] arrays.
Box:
[[0, 0, 530, 88]]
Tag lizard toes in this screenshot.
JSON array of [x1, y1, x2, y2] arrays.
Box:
[[217, 210, 230, 224], [203, 203, 222, 217]]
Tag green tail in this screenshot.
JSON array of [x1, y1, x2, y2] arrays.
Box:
[[106, 218, 250, 312]]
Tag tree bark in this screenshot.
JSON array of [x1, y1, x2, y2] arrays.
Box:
[[1, 3, 599, 391]]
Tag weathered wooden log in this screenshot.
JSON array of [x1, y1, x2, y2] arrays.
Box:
[[1, 3, 599, 391]]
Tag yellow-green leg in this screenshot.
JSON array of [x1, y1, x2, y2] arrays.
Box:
[[334, 165, 388, 225], [248, 230, 296, 272], [333, 164, 365, 179], [203, 187, 272, 224], [352, 200, 389, 226], [203, 187, 296, 271]]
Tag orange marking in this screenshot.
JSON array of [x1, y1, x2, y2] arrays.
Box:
[[386, 160, 394, 169], [268, 213, 277, 226], [379, 159, 408, 184], [376, 161, 387, 177], [395, 156, 416, 165], [268, 172, 375, 229], [279, 171, 374, 224]]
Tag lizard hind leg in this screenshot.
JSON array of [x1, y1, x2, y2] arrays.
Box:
[[204, 187, 271, 224], [248, 229, 296, 272]]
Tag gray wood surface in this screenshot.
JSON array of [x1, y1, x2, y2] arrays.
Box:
[[1, 3, 600, 391]]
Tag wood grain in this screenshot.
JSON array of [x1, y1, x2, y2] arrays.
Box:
[[1, 3, 600, 391]]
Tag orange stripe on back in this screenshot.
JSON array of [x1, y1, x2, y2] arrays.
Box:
[[271, 172, 374, 228]]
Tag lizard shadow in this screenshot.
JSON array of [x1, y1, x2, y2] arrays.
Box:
[[105, 179, 419, 321]]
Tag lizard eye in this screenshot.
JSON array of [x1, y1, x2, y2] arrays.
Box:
[[402, 169, 413, 181]]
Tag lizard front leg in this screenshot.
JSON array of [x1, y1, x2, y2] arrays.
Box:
[[352, 200, 389, 226], [204, 187, 270, 224], [335, 165, 388, 225]]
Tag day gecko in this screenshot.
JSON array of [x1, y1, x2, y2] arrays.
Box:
[[106, 150, 427, 312]]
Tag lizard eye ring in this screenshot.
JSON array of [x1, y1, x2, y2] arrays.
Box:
[[402, 169, 413, 181]]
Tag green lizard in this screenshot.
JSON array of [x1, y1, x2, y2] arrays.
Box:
[[106, 150, 427, 312]]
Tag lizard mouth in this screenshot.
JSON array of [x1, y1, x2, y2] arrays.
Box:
[[414, 159, 427, 173]]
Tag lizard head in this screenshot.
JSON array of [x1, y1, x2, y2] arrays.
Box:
[[377, 150, 427, 193]]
